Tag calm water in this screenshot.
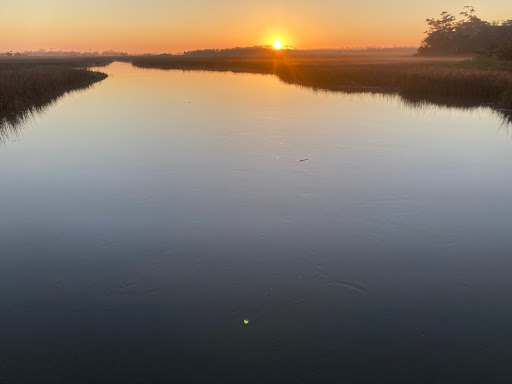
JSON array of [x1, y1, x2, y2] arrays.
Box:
[[1, 62, 512, 383]]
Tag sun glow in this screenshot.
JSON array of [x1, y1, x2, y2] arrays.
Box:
[[273, 40, 283, 50]]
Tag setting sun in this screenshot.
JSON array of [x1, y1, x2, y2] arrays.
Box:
[[273, 41, 283, 50]]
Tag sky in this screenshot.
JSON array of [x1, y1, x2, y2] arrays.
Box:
[[1, 0, 512, 53]]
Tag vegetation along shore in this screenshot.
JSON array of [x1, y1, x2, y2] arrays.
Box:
[[0, 58, 110, 137], [130, 53, 512, 121]]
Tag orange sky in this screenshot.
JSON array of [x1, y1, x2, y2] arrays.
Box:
[[2, 0, 511, 53]]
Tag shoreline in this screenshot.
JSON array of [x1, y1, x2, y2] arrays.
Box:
[[129, 54, 512, 121], [2, 53, 512, 132], [0, 61, 109, 135]]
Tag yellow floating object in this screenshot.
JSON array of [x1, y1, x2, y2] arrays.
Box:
[[244, 319, 249, 324]]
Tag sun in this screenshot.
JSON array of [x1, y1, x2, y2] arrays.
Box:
[[273, 40, 283, 50]]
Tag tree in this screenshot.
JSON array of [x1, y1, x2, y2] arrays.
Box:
[[417, 7, 512, 58], [418, 11, 457, 55]]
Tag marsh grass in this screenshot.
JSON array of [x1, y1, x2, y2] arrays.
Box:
[[131, 54, 512, 122], [448, 59, 512, 73], [0, 62, 108, 139]]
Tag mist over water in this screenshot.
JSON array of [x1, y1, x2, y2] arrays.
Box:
[[1, 62, 512, 383]]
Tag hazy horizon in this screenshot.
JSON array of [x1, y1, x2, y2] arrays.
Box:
[[2, 0, 511, 54], [0, 46, 420, 56]]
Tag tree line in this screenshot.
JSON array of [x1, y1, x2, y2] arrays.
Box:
[[0, 49, 129, 57], [418, 6, 512, 59], [183, 46, 275, 57]]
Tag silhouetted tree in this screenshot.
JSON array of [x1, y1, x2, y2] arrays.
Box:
[[418, 11, 458, 55], [418, 7, 512, 59]]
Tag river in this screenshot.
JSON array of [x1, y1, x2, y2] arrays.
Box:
[[1, 62, 512, 383]]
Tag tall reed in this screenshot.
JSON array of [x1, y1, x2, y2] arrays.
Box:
[[0, 63, 107, 136]]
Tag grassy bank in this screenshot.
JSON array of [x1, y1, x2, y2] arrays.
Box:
[[449, 58, 512, 73], [131, 54, 512, 119], [0, 59, 109, 136]]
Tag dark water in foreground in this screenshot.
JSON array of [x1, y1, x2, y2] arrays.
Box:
[[1, 62, 512, 383]]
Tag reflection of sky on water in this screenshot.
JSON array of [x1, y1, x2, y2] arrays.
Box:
[[1, 62, 512, 383]]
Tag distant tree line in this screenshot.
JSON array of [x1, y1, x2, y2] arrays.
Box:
[[0, 49, 129, 57], [418, 6, 512, 59], [183, 46, 275, 57]]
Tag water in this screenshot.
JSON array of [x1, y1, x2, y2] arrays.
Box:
[[1, 62, 512, 383]]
